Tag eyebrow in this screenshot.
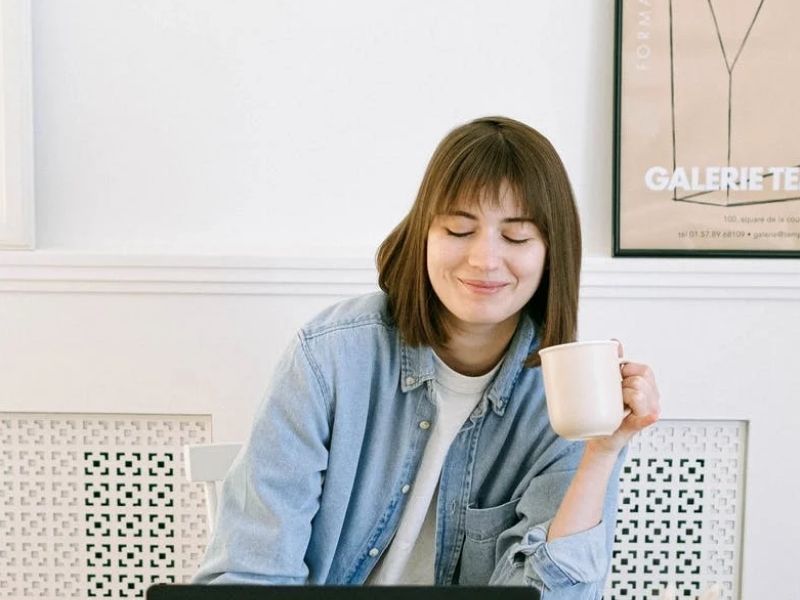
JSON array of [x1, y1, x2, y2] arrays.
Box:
[[443, 210, 535, 224]]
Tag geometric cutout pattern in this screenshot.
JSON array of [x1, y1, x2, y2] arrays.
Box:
[[0, 413, 211, 599], [605, 420, 747, 600], [2, 415, 745, 598]]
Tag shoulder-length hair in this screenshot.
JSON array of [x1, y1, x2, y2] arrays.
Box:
[[376, 116, 581, 367]]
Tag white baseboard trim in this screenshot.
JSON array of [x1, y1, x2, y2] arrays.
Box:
[[0, 252, 798, 299]]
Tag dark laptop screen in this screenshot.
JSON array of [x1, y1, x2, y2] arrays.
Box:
[[147, 584, 540, 600]]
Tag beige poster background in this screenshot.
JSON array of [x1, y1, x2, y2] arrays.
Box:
[[618, 0, 800, 253]]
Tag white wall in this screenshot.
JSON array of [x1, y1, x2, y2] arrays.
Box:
[[2, 1, 799, 598], [31, 0, 616, 256]]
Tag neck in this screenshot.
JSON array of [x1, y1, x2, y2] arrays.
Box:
[[434, 313, 519, 376]]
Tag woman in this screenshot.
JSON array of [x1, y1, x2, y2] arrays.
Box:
[[194, 116, 660, 597]]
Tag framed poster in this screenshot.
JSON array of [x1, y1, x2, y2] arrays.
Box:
[[614, 0, 800, 257]]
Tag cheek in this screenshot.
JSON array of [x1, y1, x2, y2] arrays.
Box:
[[511, 248, 547, 285], [427, 237, 460, 274], [426, 239, 447, 286], [426, 238, 439, 275]]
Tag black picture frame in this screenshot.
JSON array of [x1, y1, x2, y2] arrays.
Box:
[[613, 0, 800, 258]]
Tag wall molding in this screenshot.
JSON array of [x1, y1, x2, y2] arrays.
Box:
[[1, 252, 798, 298]]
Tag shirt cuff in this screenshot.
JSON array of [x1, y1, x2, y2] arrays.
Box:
[[509, 519, 609, 589]]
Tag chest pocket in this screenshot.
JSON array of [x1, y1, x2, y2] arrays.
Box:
[[458, 497, 521, 585]]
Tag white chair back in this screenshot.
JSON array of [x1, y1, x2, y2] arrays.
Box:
[[183, 443, 243, 536]]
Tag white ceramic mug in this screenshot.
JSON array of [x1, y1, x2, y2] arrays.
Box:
[[539, 340, 627, 440]]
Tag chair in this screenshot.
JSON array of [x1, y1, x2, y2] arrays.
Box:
[[183, 443, 243, 536]]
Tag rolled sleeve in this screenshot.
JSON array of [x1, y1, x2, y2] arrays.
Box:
[[511, 519, 610, 589]]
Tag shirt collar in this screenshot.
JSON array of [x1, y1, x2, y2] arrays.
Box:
[[399, 313, 537, 417]]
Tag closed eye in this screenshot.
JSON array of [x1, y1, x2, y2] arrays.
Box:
[[445, 229, 532, 244], [445, 229, 473, 238], [503, 236, 531, 244]]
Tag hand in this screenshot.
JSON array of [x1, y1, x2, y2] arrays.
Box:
[[585, 340, 661, 456]]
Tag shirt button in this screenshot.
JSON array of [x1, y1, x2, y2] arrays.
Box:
[[368, 547, 380, 557], [401, 484, 411, 494], [405, 376, 415, 386], [419, 420, 431, 430]]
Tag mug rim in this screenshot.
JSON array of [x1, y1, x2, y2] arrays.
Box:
[[538, 340, 618, 356]]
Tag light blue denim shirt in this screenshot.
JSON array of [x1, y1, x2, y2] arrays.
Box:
[[194, 292, 625, 598]]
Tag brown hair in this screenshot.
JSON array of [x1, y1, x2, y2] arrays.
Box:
[[376, 116, 581, 367]]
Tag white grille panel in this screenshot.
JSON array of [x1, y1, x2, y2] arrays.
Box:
[[1, 413, 211, 599], [606, 420, 746, 600], [2, 415, 747, 598]]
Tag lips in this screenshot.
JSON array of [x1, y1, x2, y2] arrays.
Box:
[[459, 279, 509, 293]]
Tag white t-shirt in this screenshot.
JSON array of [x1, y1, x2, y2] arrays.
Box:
[[368, 352, 503, 584]]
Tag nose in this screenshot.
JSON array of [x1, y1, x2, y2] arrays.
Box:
[[467, 232, 502, 271]]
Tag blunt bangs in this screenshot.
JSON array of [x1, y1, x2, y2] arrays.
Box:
[[428, 127, 550, 243]]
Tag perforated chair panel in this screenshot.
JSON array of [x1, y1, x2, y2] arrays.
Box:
[[1, 413, 211, 599], [605, 420, 746, 600]]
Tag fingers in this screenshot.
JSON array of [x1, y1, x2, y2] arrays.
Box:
[[620, 364, 661, 431], [605, 341, 661, 436], [621, 361, 655, 383]]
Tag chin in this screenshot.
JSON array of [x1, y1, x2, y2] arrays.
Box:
[[451, 307, 516, 327]]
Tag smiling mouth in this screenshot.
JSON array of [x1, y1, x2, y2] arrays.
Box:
[[459, 279, 509, 293]]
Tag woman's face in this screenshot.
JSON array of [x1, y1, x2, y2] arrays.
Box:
[[426, 183, 547, 334]]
